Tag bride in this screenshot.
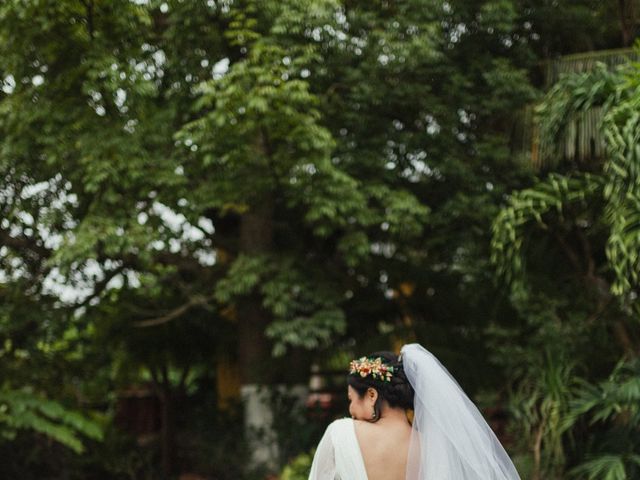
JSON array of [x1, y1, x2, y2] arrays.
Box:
[[308, 343, 521, 480]]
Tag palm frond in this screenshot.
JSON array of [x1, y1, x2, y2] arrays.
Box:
[[569, 454, 628, 480], [491, 172, 604, 289], [601, 84, 640, 299], [565, 359, 640, 480], [535, 65, 622, 168]]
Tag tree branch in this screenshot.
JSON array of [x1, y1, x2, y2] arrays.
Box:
[[73, 264, 127, 309], [0, 228, 51, 259], [552, 231, 582, 274], [80, 0, 95, 40], [134, 294, 212, 328], [574, 227, 595, 278]]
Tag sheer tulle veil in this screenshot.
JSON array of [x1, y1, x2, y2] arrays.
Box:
[[401, 343, 521, 480]]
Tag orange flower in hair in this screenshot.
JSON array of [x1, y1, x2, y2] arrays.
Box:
[[349, 356, 394, 382]]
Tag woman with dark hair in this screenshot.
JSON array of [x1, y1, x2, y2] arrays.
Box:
[[308, 344, 521, 480]]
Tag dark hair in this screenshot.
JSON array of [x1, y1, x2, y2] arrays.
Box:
[[347, 351, 414, 422]]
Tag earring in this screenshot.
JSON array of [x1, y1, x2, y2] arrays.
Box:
[[371, 408, 377, 420]]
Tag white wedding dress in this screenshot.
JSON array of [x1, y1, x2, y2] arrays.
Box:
[[307, 344, 521, 480], [308, 417, 368, 480]]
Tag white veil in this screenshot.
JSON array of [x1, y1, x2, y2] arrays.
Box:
[[401, 343, 521, 480]]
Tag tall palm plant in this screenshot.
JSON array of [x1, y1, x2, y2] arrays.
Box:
[[492, 44, 640, 479], [509, 352, 576, 479], [493, 45, 640, 329], [565, 359, 640, 479]]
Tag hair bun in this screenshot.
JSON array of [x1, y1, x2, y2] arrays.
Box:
[[347, 350, 415, 412]]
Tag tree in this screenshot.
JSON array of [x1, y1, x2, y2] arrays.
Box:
[[0, 0, 428, 474], [492, 47, 640, 478], [3, 0, 634, 477], [0, 0, 233, 475]]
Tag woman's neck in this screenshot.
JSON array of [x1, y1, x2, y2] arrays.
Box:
[[378, 406, 411, 424]]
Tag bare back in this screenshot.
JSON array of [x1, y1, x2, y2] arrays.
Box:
[[353, 418, 412, 480]]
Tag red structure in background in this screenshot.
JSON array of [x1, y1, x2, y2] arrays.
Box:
[[114, 384, 162, 445]]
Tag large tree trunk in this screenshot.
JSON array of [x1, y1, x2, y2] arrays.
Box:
[[238, 195, 279, 472], [618, 0, 637, 47], [160, 388, 174, 480], [149, 365, 175, 480], [238, 195, 274, 385]]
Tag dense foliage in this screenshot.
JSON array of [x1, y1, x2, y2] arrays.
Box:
[[492, 44, 640, 480], [0, 0, 637, 478]]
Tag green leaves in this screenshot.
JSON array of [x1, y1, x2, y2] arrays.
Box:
[[266, 308, 346, 357], [0, 388, 103, 454], [491, 44, 640, 480], [601, 80, 640, 299], [5, 1, 623, 474], [215, 255, 347, 355], [495, 47, 640, 308], [214, 254, 270, 302], [491, 172, 603, 290], [280, 450, 313, 480], [182, 40, 335, 207], [509, 351, 577, 477], [535, 62, 621, 167], [477, 0, 517, 34], [564, 359, 640, 480], [570, 455, 630, 480]]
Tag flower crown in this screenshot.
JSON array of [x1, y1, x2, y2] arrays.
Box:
[[349, 356, 394, 382]]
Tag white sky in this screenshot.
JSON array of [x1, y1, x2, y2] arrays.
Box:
[[1, 180, 217, 306]]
